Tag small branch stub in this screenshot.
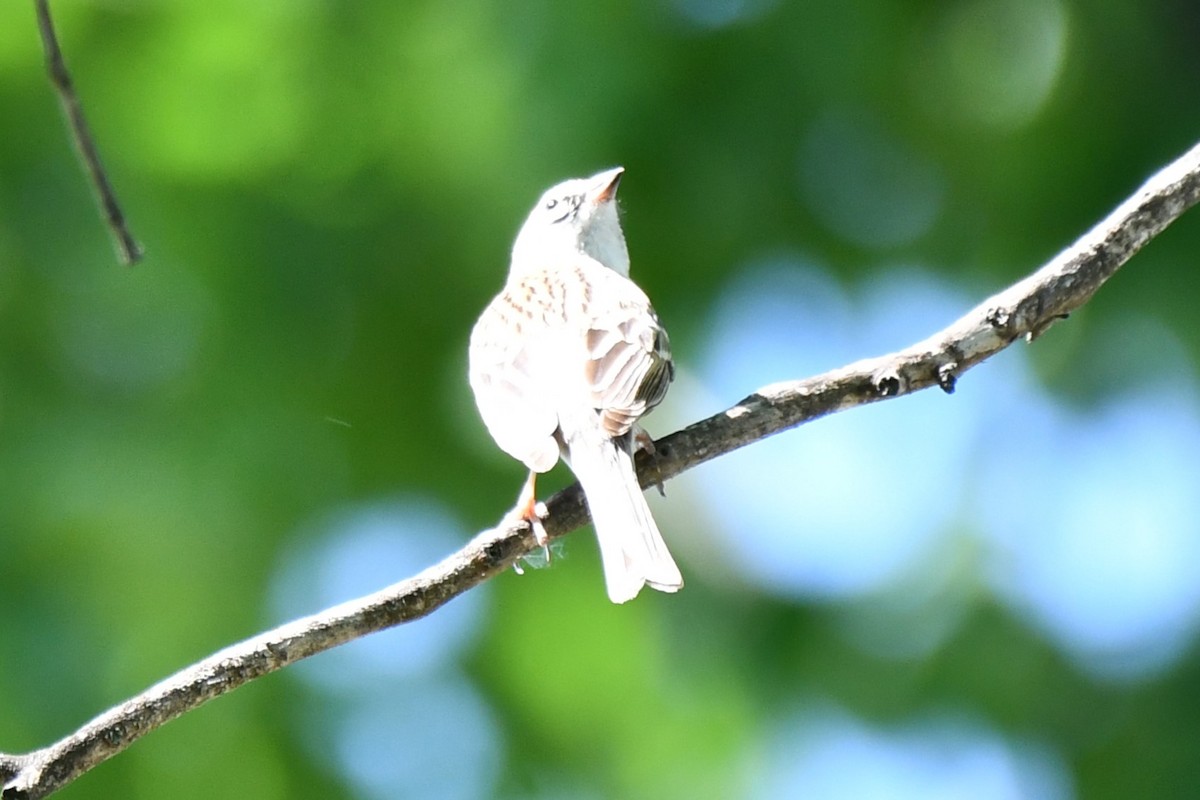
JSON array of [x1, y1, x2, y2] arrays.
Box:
[[875, 370, 902, 397], [937, 362, 958, 394]]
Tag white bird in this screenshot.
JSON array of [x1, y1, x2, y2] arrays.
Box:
[[468, 167, 683, 603]]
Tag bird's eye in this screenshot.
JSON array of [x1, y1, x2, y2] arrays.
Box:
[[544, 194, 578, 224]]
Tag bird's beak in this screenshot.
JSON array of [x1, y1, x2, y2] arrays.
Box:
[[590, 167, 625, 205]]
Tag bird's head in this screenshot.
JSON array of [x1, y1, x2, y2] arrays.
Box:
[[510, 167, 630, 277]]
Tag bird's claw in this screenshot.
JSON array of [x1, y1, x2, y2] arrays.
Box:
[[506, 472, 552, 569], [531, 501, 550, 561], [633, 425, 667, 497]]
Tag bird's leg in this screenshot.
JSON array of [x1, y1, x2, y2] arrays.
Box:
[[632, 424, 667, 497], [507, 470, 551, 562]]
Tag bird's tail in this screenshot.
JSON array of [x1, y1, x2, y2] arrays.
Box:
[[564, 427, 683, 603]]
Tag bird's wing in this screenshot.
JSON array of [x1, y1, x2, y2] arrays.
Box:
[[469, 260, 674, 464], [582, 267, 675, 438]]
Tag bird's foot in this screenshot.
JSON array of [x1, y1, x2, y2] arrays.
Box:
[[505, 471, 551, 564], [633, 425, 667, 497]]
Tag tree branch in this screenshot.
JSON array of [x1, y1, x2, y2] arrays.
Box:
[[4, 140, 1199, 799], [35, 0, 142, 265]]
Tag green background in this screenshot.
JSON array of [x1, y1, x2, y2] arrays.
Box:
[[2, 1, 1200, 798]]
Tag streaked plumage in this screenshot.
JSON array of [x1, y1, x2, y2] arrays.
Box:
[[468, 167, 683, 603]]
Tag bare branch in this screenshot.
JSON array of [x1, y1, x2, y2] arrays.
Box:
[[3, 140, 1199, 799], [650, 141, 1200, 482], [34, 0, 142, 265]]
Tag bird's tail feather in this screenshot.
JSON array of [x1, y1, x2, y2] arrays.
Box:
[[565, 429, 682, 603]]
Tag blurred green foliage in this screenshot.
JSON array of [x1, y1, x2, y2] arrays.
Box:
[[2, 1, 1200, 798]]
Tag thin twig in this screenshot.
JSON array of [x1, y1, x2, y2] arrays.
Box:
[[3, 140, 1200, 799], [34, 0, 142, 265]]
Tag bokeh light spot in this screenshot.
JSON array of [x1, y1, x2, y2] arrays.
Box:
[[329, 675, 501, 800], [694, 259, 978, 599], [669, 0, 780, 30], [977, 388, 1200, 681], [691, 257, 1200, 680], [270, 497, 486, 687], [51, 265, 212, 393], [798, 110, 945, 249], [753, 704, 1072, 800], [110, 3, 313, 180], [916, 0, 1068, 131]]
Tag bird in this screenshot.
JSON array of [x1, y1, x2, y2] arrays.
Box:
[[468, 167, 683, 603]]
